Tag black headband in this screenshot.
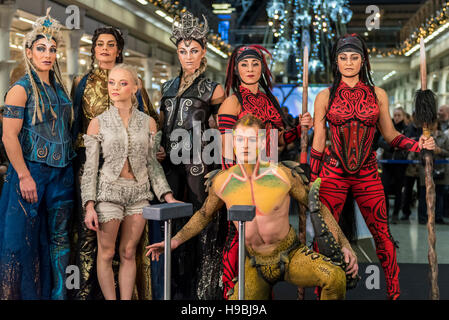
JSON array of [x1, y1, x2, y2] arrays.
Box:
[[336, 36, 363, 56], [236, 48, 263, 63]]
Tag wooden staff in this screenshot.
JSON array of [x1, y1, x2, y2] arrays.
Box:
[[297, 45, 309, 301], [415, 37, 439, 300]]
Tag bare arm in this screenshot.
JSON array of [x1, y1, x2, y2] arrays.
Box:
[[211, 84, 225, 105], [311, 89, 329, 153], [171, 188, 224, 246], [2, 85, 29, 181], [376, 87, 400, 144]]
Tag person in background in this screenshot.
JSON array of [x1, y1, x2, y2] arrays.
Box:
[[412, 121, 449, 225], [438, 105, 449, 132], [401, 114, 421, 221], [378, 106, 409, 224]]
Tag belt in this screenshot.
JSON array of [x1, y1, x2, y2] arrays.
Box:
[[323, 152, 378, 170]]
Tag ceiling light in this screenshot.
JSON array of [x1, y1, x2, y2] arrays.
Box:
[[18, 17, 34, 25], [81, 37, 93, 44], [156, 10, 167, 18]]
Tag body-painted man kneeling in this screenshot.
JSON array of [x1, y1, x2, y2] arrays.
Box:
[[146, 114, 358, 300]]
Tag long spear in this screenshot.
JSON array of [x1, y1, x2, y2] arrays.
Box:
[[414, 37, 439, 300], [297, 45, 309, 301]]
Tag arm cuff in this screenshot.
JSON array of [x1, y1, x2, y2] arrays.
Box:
[[2, 105, 25, 119]]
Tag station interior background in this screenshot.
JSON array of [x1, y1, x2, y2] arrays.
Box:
[[1, 0, 449, 299]]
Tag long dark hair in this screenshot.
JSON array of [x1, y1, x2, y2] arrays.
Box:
[[90, 27, 125, 70], [225, 45, 289, 128], [327, 34, 377, 112]]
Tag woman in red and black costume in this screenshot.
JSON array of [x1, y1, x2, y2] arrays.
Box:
[[217, 44, 312, 298], [311, 33, 435, 300]]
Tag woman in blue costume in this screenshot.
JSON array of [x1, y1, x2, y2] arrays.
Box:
[[0, 8, 74, 300]]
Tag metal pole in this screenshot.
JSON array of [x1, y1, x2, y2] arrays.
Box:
[[238, 221, 245, 300], [164, 219, 172, 300]]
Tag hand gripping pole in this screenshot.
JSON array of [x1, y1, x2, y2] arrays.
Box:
[[143, 203, 193, 300], [227, 205, 256, 300]]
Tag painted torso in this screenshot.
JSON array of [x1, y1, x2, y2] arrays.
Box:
[[326, 80, 380, 174], [213, 162, 292, 254], [214, 162, 291, 215]]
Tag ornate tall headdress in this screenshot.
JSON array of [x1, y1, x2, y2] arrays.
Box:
[[22, 8, 71, 124], [24, 7, 63, 49], [170, 11, 209, 47]]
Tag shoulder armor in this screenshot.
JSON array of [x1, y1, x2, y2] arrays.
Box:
[[204, 168, 223, 192], [280, 161, 309, 185]]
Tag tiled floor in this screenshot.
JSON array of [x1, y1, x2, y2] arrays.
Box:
[[390, 209, 449, 264]]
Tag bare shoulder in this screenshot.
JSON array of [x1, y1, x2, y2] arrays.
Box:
[[374, 86, 387, 98], [87, 118, 100, 135], [374, 86, 388, 108], [218, 95, 240, 115], [316, 87, 330, 101], [314, 88, 330, 113], [212, 84, 225, 100], [5, 85, 27, 107]]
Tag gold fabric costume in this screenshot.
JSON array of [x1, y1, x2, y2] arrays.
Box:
[[69, 67, 155, 300], [75, 68, 110, 149], [228, 227, 346, 300]]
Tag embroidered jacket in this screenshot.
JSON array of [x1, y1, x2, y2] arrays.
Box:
[[81, 105, 171, 207]]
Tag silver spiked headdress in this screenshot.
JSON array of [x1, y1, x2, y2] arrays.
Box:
[[170, 11, 209, 47]]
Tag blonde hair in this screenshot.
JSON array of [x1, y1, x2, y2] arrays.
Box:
[[110, 63, 139, 85], [110, 63, 139, 107], [23, 37, 71, 125]]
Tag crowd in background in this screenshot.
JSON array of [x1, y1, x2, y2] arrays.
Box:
[[378, 105, 449, 225]]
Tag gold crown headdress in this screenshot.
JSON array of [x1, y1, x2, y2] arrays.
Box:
[[170, 11, 209, 47], [24, 7, 63, 48]]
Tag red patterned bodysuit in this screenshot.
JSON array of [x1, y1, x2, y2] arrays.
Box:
[[320, 80, 400, 298]]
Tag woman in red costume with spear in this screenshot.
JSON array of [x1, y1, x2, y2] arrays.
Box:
[[310, 33, 435, 300], [217, 44, 312, 298]]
